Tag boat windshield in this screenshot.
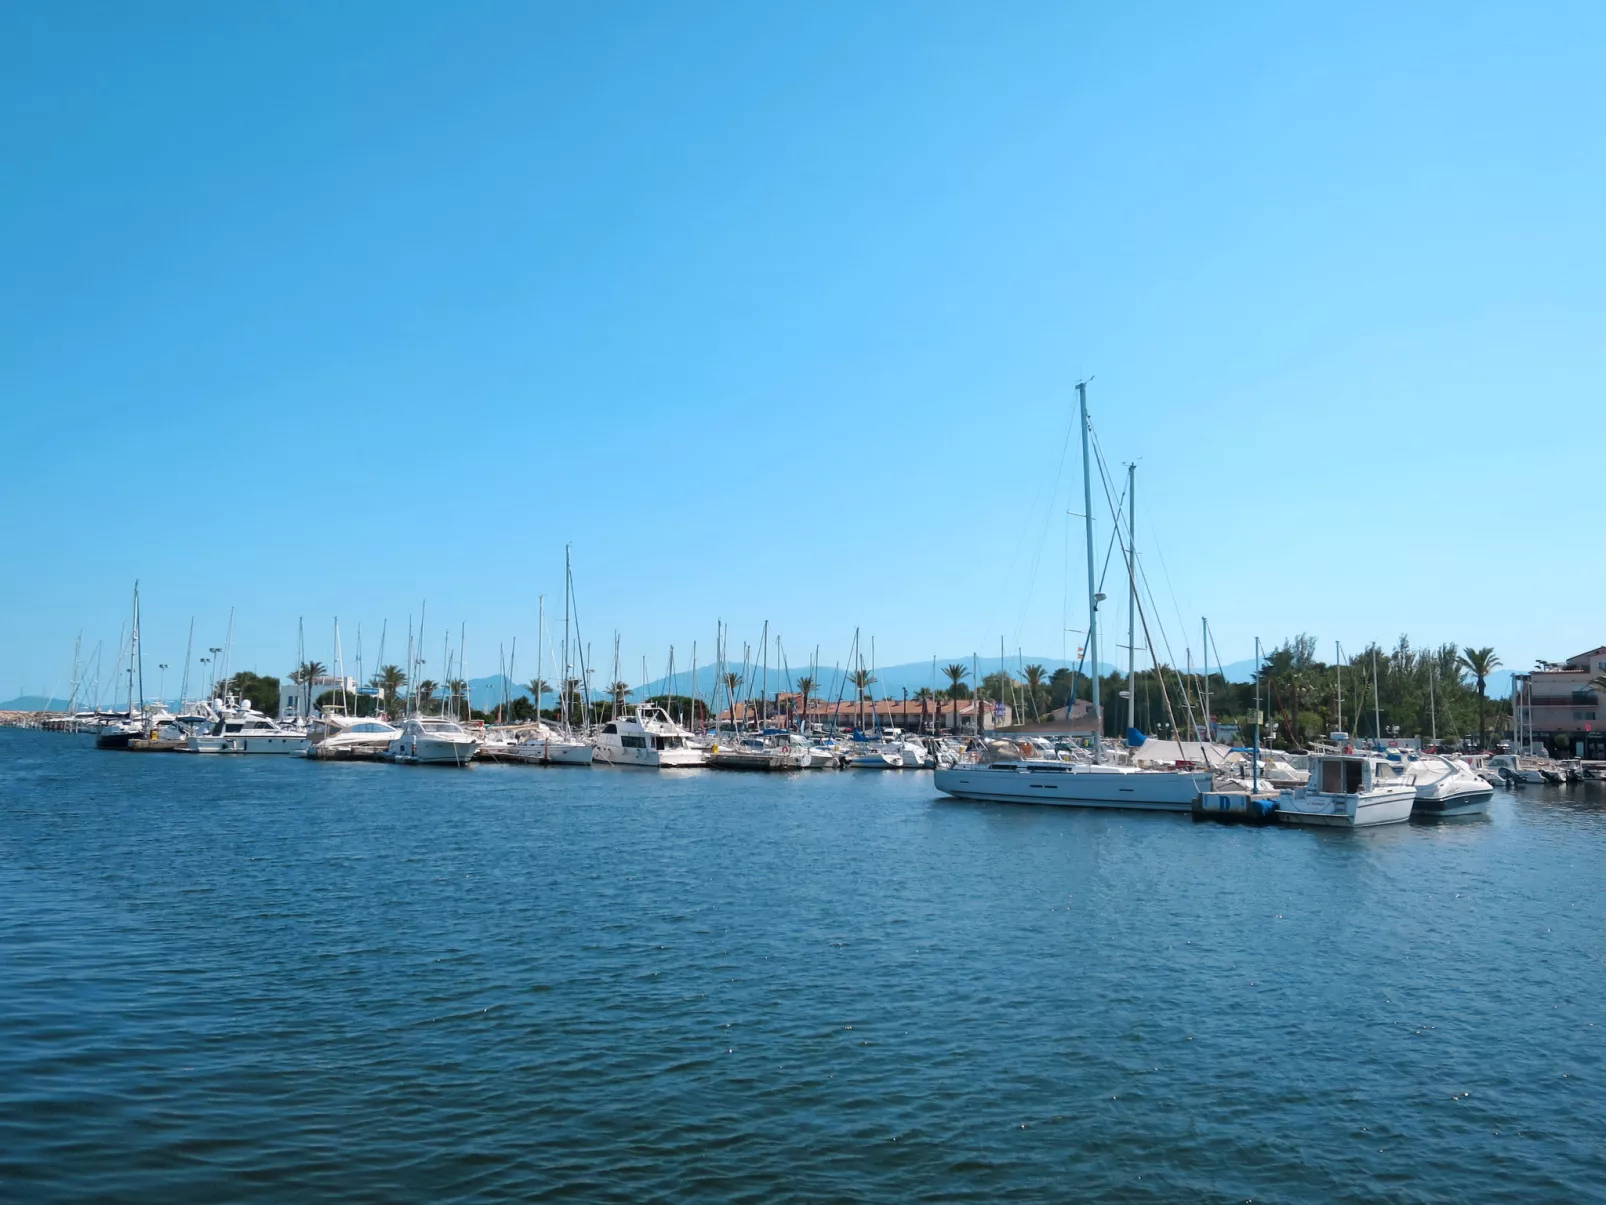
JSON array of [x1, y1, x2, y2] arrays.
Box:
[[422, 721, 463, 734]]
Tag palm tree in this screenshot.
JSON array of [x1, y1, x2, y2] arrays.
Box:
[[1456, 647, 1501, 749], [722, 672, 743, 725], [446, 677, 468, 719], [610, 679, 630, 717], [796, 676, 817, 727], [1023, 664, 1046, 721], [371, 664, 407, 715], [914, 685, 935, 732], [849, 667, 876, 731], [526, 677, 550, 714], [942, 663, 969, 733], [415, 679, 437, 715]]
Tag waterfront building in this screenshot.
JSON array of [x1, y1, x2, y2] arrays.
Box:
[[279, 675, 362, 722], [1519, 646, 1606, 759]]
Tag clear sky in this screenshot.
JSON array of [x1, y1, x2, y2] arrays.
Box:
[[3, 1, 1602, 701]]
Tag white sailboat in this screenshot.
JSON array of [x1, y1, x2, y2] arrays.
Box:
[[935, 383, 1208, 811]]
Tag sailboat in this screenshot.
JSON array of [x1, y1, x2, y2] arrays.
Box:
[[935, 384, 1213, 811]]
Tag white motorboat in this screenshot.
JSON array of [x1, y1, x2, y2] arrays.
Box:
[[933, 756, 1211, 810], [1406, 754, 1494, 818], [502, 721, 594, 766], [591, 706, 707, 768], [383, 716, 480, 765], [307, 713, 400, 758], [1275, 752, 1417, 828], [846, 740, 904, 769], [188, 705, 308, 754]]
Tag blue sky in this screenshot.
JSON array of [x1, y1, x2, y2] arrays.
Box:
[[3, 1, 1602, 701]]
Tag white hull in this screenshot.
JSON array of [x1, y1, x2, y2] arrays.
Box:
[[1412, 784, 1494, 817], [592, 743, 707, 768], [188, 734, 307, 755], [505, 739, 594, 766], [934, 763, 1211, 810], [386, 736, 478, 765], [1277, 787, 1416, 828]]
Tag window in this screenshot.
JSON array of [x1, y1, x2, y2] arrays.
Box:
[[622, 734, 647, 749]]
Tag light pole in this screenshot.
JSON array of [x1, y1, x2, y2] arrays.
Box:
[[208, 648, 222, 698], [158, 664, 169, 705]]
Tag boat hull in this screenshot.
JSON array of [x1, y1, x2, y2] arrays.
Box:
[[385, 736, 478, 765], [188, 734, 308, 755], [1277, 787, 1416, 828], [506, 740, 594, 766], [1412, 786, 1494, 818], [592, 744, 707, 768], [934, 764, 1211, 810]]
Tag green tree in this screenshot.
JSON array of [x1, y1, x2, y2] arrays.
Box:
[[849, 667, 876, 730], [525, 678, 550, 714], [610, 679, 630, 717], [446, 677, 468, 718], [1456, 647, 1501, 749], [371, 664, 406, 715], [795, 676, 817, 726], [217, 671, 280, 717], [942, 664, 969, 732], [1022, 664, 1046, 720], [913, 685, 935, 731], [415, 679, 437, 714]]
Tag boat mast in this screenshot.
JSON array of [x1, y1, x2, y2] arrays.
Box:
[[1428, 657, 1437, 744], [179, 618, 194, 710], [1335, 641, 1343, 735], [562, 548, 571, 732], [1126, 461, 1136, 734], [1252, 636, 1261, 794], [1078, 380, 1102, 757], [1371, 646, 1382, 742], [537, 594, 545, 721], [1202, 618, 1210, 739]]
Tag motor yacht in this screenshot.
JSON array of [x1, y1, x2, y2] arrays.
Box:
[[307, 712, 401, 758], [188, 704, 308, 754], [384, 716, 480, 765], [1274, 752, 1417, 828], [591, 706, 707, 768]]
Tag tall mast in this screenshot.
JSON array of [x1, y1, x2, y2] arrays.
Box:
[[1373, 647, 1386, 742], [1429, 656, 1437, 744], [537, 594, 545, 721], [1126, 461, 1136, 733], [562, 547, 572, 731], [1202, 618, 1210, 739], [179, 618, 194, 709], [1078, 381, 1102, 754], [1335, 641, 1343, 734], [129, 581, 141, 719]]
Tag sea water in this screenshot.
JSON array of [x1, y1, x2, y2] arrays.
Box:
[[1, 728, 1602, 1202]]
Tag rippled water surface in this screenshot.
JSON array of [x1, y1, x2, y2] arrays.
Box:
[[1, 729, 1603, 1203]]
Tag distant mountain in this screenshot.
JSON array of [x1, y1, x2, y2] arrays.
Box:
[[0, 696, 73, 712]]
